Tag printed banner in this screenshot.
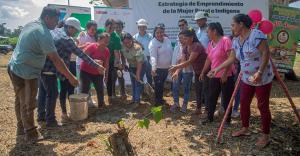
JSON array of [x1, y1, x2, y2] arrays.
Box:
[[47, 4, 91, 30], [129, 0, 269, 43], [93, 7, 134, 34], [269, 5, 300, 73]]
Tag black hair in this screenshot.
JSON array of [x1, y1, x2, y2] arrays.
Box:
[[233, 14, 253, 29], [57, 20, 64, 28], [105, 18, 115, 27], [121, 32, 145, 50], [178, 19, 187, 25], [153, 23, 165, 39], [115, 19, 125, 28], [40, 7, 60, 19], [121, 32, 133, 41], [98, 32, 110, 40], [86, 20, 97, 30], [179, 27, 199, 43], [208, 22, 224, 36]]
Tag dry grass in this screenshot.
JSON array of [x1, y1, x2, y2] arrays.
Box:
[[0, 52, 299, 156]]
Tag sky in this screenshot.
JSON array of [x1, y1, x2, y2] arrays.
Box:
[[0, 0, 94, 29]]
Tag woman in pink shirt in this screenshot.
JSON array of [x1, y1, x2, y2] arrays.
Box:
[[80, 33, 110, 108], [200, 22, 235, 125]]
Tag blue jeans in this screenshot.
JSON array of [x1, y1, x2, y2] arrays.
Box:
[[144, 56, 153, 85], [172, 72, 193, 105], [37, 74, 58, 124], [129, 67, 145, 102]]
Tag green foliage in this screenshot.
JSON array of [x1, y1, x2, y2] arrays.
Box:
[[151, 106, 163, 123], [138, 118, 150, 129], [0, 37, 18, 47]]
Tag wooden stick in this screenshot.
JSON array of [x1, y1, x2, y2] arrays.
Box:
[[270, 60, 300, 122], [217, 72, 242, 143]]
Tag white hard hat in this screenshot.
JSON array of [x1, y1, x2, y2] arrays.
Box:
[[65, 17, 83, 31], [136, 18, 148, 26], [194, 11, 209, 20]]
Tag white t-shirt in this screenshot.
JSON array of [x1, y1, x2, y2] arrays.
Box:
[[76, 32, 97, 65], [149, 37, 173, 70]]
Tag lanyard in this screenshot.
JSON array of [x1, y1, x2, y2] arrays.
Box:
[[238, 35, 250, 61]]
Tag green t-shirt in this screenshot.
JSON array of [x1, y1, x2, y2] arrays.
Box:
[[120, 43, 144, 67], [97, 28, 121, 63], [9, 19, 57, 79]]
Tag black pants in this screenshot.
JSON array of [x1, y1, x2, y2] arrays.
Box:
[[207, 76, 234, 122], [154, 68, 169, 105], [59, 61, 76, 113], [195, 74, 205, 109], [106, 62, 117, 97], [79, 70, 105, 107]]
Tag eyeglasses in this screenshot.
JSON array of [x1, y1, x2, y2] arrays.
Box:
[[178, 24, 184, 27]]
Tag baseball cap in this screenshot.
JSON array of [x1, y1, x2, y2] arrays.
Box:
[[136, 19, 148, 26], [65, 17, 83, 31], [194, 11, 209, 20]]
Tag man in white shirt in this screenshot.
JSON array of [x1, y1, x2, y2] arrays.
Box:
[[194, 11, 209, 49], [133, 19, 153, 86]]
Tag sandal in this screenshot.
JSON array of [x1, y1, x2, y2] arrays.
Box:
[[232, 129, 251, 137], [255, 136, 270, 148]]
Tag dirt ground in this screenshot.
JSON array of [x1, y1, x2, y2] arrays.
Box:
[[0, 53, 299, 156]]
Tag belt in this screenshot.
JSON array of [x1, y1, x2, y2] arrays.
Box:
[[42, 72, 55, 75]]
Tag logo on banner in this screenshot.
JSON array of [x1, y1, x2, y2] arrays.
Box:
[[95, 11, 108, 14]]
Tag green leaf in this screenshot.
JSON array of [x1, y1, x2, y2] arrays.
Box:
[[151, 106, 162, 114], [143, 118, 150, 129], [151, 106, 163, 123], [138, 120, 145, 128], [117, 119, 125, 128]]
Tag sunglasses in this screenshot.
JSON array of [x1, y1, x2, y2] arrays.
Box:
[[178, 24, 185, 27]]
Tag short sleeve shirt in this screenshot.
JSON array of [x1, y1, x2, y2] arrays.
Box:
[[133, 33, 152, 57], [232, 29, 274, 86], [9, 19, 57, 79], [80, 43, 110, 75], [97, 28, 122, 63], [196, 27, 210, 49], [121, 43, 144, 68], [207, 36, 235, 78], [183, 42, 207, 75]]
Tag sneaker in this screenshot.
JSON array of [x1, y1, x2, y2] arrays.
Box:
[[170, 104, 179, 113], [61, 113, 71, 123], [231, 110, 240, 118], [25, 130, 44, 143], [214, 109, 225, 119], [180, 103, 188, 113], [46, 121, 63, 129]]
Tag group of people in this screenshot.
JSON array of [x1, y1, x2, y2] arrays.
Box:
[[8, 6, 274, 148]]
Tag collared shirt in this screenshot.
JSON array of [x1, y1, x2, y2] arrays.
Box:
[[97, 28, 122, 63], [196, 26, 210, 49], [133, 33, 152, 57], [121, 43, 144, 68], [232, 29, 274, 86], [42, 28, 99, 80], [8, 19, 57, 79]]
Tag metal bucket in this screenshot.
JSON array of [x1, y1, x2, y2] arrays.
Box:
[[69, 93, 89, 121]]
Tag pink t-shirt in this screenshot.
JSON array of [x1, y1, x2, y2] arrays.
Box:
[[80, 43, 110, 75], [207, 36, 235, 78]]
